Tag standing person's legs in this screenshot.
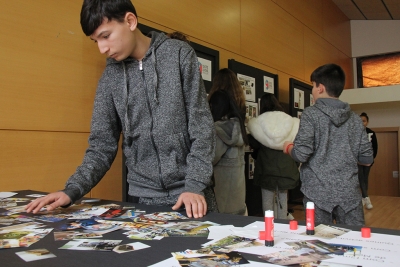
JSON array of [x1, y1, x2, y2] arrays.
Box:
[[276, 190, 288, 219], [358, 165, 368, 198], [303, 196, 333, 225], [358, 165, 373, 209], [261, 188, 274, 212], [333, 202, 365, 226]]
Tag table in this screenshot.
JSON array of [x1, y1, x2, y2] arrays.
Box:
[[1, 190, 400, 267]]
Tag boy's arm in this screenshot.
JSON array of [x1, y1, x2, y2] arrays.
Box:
[[172, 46, 215, 217], [26, 83, 121, 213], [284, 111, 315, 163]]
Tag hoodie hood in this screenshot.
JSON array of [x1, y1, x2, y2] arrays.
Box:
[[215, 118, 244, 147], [314, 98, 351, 127], [105, 31, 168, 135], [247, 111, 299, 150]]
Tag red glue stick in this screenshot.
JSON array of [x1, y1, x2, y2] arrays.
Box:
[[264, 210, 274, 246], [306, 202, 315, 235]]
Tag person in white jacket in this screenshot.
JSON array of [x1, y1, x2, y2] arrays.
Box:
[[247, 93, 300, 219]]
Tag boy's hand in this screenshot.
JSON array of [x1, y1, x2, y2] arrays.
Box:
[[172, 192, 207, 218], [283, 141, 294, 154], [25, 192, 71, 214]]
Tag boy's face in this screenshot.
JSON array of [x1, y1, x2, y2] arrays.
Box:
[[90, 17, 135, 61]]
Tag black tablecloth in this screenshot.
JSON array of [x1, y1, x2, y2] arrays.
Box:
[[1, 190, 399, 267]]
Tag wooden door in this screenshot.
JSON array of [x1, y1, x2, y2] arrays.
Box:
[[368, 128, 399, 197]]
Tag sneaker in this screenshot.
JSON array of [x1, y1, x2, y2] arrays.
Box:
[[365, 197, 373, 210], [287, 213, 295, 220], [362, 198, 366, 206]]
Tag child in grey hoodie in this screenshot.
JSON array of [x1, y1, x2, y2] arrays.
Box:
[[26, 0, 216, 218], [283, 64, 373, 226]]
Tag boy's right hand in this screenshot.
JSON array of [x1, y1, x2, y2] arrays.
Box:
[[283, 141, 294, 154], [25, 191, 71, 214]]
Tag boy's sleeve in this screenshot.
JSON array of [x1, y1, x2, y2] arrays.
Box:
[[358, 130, 374, 165], [291, 111, 315, 163], [180, 47, 216, 195], [63, 79, 121, 203]]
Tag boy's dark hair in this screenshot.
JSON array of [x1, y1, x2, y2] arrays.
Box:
[[209, 90, 248, 145], [310, 63, 345, 97], [80, 0, 137, 36], [259, 93, 284, 114]]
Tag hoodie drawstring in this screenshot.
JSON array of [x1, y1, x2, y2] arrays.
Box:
[[122, 61, 130, 134], [150, 47, 159, 104]]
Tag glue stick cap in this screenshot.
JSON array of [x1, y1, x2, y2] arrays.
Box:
[[265, 210, 274, 217], [306, 202, 314, 209]]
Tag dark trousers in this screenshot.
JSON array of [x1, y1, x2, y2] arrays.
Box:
[[358, 165, 371, 198]]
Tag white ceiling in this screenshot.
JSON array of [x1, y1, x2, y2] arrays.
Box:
[[332, 0, 400, 20]]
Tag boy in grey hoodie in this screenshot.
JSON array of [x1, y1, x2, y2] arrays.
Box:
[[26, 0, 216, 218], [283, 64, 373, 226]]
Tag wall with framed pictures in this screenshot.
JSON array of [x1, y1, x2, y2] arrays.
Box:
[[228, 59, 279, 121]]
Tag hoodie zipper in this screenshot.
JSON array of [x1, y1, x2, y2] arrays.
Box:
[[139, 60, 166, 191]]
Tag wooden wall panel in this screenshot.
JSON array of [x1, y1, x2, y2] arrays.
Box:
[[304, 27, 340, 81], [322, 0, 352, 57], [0, 130, 122, 201], [134, 0, 241, 53], [1, 1, 105, 132], [273, 0, 324, 35], [241, 0, 305, 79]]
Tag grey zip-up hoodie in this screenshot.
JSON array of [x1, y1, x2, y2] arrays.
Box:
[[63, 31, 215, 203], [291, 98, 373, 213]]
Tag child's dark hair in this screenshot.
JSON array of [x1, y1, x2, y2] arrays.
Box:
[[80, 0, 137, 36], [310, 63, 345, 97], [259, 93, 284, 114], [209, 90, 248, 145], [167, 31, 190, 44], [360, 112, 369, 121], [208, 68, 246, 116]]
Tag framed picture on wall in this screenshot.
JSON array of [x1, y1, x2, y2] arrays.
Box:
[[289, 78, 312, 119], [228, 59, 279, 105]]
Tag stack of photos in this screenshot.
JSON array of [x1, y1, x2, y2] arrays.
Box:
[[59, 239, 122, 251], [172, 251, 249, 266], [0, 222, 53, 249], [15, 248, 56, 262]]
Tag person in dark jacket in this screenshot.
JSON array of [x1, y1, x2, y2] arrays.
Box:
[[26, 0, 216, 218], [247, 93, 300, 219], [358, 112, 378, 210]]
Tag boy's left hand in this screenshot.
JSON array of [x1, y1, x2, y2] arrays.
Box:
[[172, 192, 207, 218]]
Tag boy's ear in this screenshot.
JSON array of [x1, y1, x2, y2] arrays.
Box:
[[317, 83, 326, 94], [125, 12, 138, 31]]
